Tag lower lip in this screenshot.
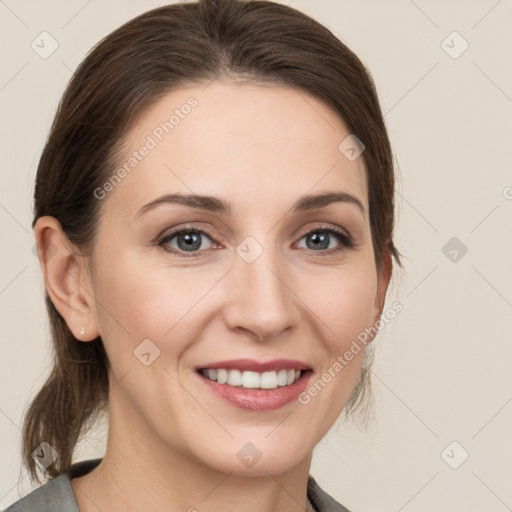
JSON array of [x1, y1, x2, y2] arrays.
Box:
[[197, 370, 312, 410]]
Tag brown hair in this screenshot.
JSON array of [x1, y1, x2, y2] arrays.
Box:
[[23, 0, 402, 484]]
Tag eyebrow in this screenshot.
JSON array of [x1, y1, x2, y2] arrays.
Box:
[[135, 191, 366, 219]]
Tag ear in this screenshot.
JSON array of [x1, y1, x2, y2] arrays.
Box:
[[369, 246, 393, 339], [33, 216, 100, 342]]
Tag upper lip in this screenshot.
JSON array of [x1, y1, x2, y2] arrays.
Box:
[[197, 359, 311, 372]]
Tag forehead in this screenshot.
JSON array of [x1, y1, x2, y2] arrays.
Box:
[[104, 80, 368, 217]]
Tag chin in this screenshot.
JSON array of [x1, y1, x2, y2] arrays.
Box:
[[195, 437, 311, 477]]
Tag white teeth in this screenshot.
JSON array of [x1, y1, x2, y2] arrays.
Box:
[[227, 369, 242, 386], [277, 369, 288, 387], [201, 368, 303, 389], [242, 371, 260, 389], [260, 371, 278, 389]]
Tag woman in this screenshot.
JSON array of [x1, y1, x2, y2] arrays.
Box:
[[6, 0, 401, 510]]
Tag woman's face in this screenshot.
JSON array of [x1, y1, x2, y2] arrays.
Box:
[[83, 80, 390, 475]]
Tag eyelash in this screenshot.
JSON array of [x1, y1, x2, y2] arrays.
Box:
[[157, 225, 355, 258]]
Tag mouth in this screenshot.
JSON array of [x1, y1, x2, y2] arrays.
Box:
[[195, 359, 313, 410]]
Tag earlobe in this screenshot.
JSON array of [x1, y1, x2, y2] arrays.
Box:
[[33, 216, 100, 342]]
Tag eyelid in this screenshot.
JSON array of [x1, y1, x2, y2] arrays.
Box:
[[297, 222, 352, 241]]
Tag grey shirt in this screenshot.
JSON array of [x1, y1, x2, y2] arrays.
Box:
[[4, 458, 351, 511]]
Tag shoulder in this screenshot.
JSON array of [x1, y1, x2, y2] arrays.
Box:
[[307, 475, 352, 512], [2, 473, 77, 512], [3, 459, 102, 512]]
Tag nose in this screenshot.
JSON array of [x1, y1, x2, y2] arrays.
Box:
[[223, 240, 300, 342]]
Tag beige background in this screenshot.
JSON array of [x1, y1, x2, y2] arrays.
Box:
[[1, 1, 511, 511]]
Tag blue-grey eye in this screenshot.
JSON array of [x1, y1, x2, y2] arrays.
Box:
[[161, 229, 214, 253], [297, 228, 352, 252]]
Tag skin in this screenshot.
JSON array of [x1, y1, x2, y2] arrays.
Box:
[[35, 79, 392, 512]]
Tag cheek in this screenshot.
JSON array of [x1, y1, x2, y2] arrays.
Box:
[[92, 256, 219, 360], [303, 265, 378, 351], [297, 270, 376, 420]]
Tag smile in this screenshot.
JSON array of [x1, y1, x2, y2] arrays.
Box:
[[195, 358, 312, 410]]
